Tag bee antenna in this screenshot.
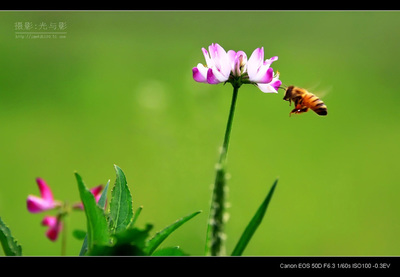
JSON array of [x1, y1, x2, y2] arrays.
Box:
[[278, 85, 287, 91]]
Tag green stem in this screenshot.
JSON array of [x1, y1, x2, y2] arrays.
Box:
[[61, 217, 67, 256], [60, 202, 70, 256], [206, 85, 240, 256]]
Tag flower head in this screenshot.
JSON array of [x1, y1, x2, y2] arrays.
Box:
[[192, 43, 281, 93], [42, 216, 63, 241], [27, 178, 60, 213]]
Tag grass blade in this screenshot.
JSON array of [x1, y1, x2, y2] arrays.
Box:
[[145, 210, 202, 255], [0, 217, 22, 256], [231, 178, 278, 256]]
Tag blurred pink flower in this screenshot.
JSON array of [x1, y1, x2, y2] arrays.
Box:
[[72, 184, 104, 210], [27, 178, 60, 213], [42, 216, 63, 241]]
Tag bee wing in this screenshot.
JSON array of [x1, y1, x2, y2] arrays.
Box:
[[305, 84, 332, 99]]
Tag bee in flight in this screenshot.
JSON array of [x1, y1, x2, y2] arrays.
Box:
[[282, 85, 328, 116]]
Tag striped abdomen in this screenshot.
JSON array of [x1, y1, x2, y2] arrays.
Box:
[[301, 93, 328, 116]]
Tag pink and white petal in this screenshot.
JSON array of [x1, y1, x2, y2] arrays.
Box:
[[251, 66, 273, 83], [202, 48, 213, 68], [247, 47, 264, 78], [270, 79, 282, 92], [232, 51, 247, 77], [264, 56, 278, 66], [269, 56, 278, 63], [216, 51, 231, 78], [36, 178, 54, 202], [27, 195, 55, 213], [227, 50, 236, 63], [235, 51, 247, 65], [208, 43, 226, 63], [209, 43, 231, 77], [192, 64, 208, 83], [256, 81, 281, 93], [207, 68, 228, 84], [206, 68, 222, 84]]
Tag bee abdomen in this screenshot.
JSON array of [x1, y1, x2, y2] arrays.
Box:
[[313, 101, 328, 115]]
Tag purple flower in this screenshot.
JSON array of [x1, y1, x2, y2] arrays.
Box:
[[27, 178, 60, 213], [192, 43, 281, 93]]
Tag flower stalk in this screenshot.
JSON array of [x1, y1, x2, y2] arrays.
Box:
[[193, 43, 281, 256], [206, 84, 240, 256]]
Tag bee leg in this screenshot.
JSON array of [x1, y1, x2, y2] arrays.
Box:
[[289, 106, 308, 116], [299, 107, 309, 114], [294, 104, 309, 114], [289, 108, 297, 117]]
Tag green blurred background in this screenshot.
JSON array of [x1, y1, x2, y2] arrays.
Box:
[[0, 11, 400, 256]]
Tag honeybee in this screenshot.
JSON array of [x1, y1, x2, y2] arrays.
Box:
[[283, 85, 328, 116]]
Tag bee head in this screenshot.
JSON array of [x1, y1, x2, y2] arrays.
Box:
[[283, 85, 294, 101]]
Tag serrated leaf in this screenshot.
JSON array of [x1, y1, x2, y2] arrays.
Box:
[[75, 172, 110, 252], [231, 178, 278, 256], [0, 217, 22, 256], [109, 165, 134, 234], [145, 210, 201, 255]]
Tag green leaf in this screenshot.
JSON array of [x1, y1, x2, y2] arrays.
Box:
[[129, 206, 143, 229], [145, 210, 202, 255], [98, 180, 110, 209], [109, 165, 134, 234], [79, 180, 109, 256], [231, 178, 278, 256], [152, 246, 188, 256], [89, 224, 152, 256], [0, 217, 22, 256], [112, 224, 152, 248], [73, 230, 87, 240], [75, 172, 110, 252]]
